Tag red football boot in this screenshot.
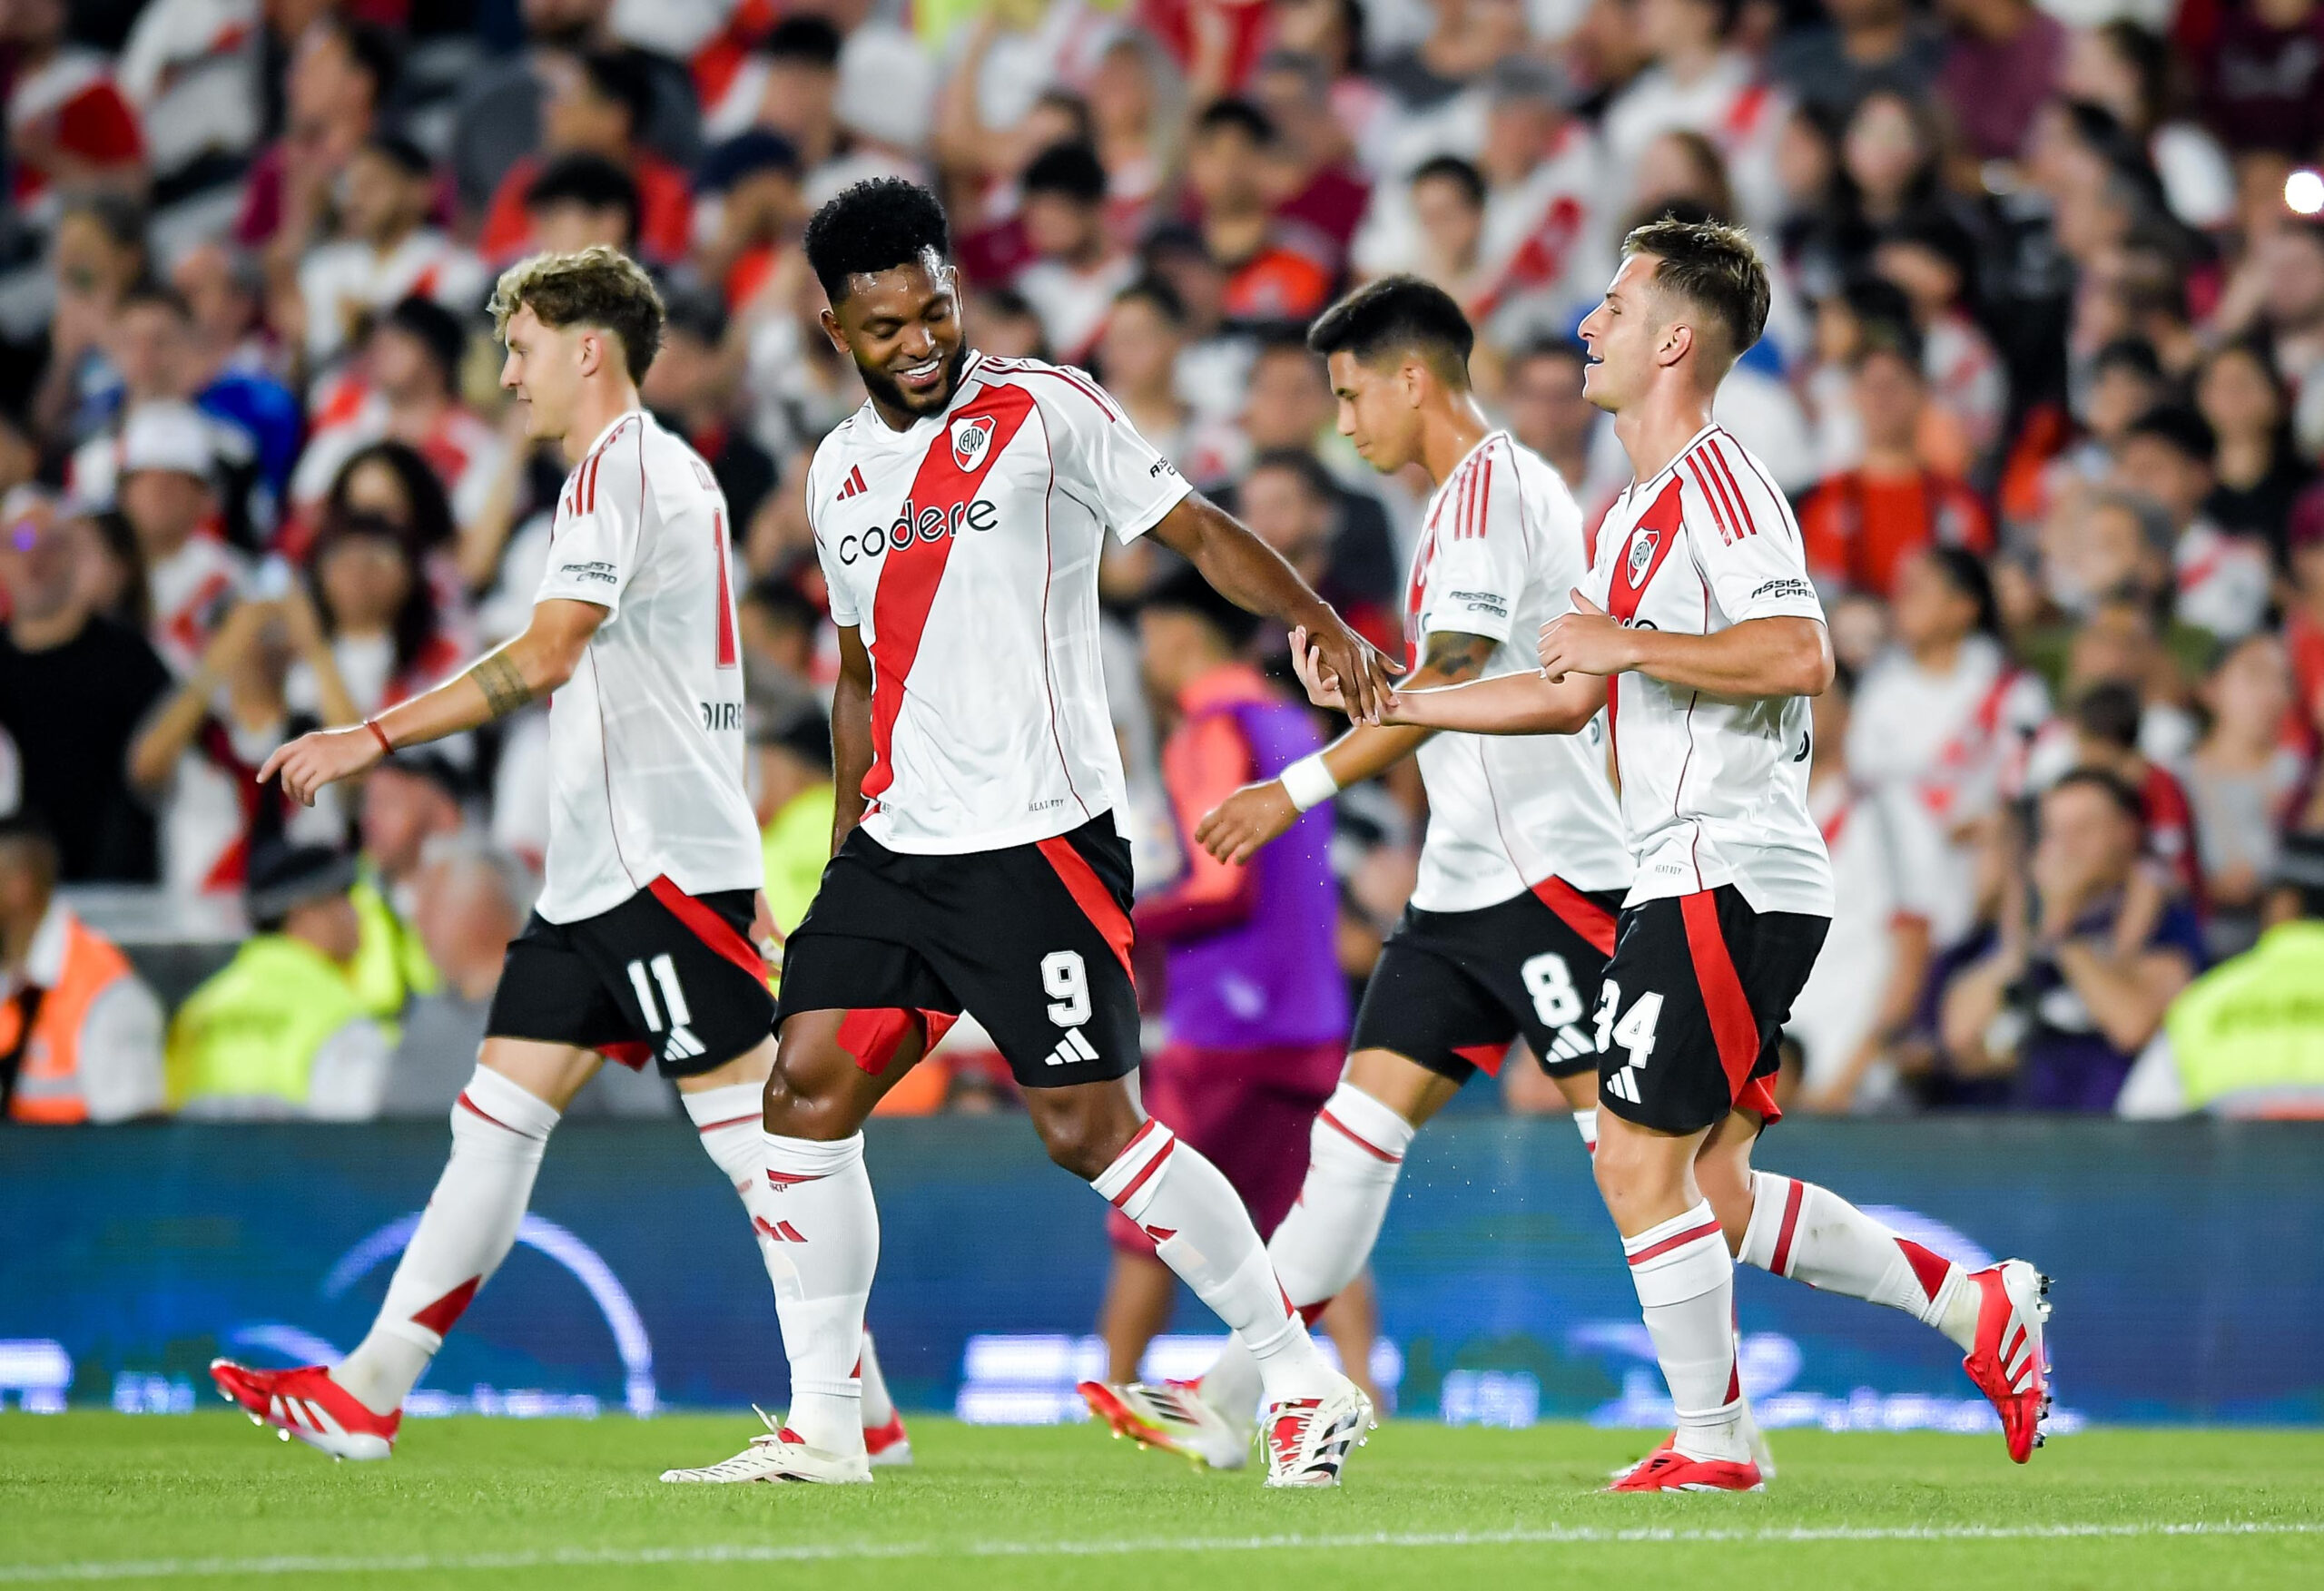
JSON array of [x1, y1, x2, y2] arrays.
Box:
[[863, 1410, 912, 1468], [209, 1360, 399, 1461], [1609, 1438, 1765, 1493], [1961, 1260, 2052, 1462]]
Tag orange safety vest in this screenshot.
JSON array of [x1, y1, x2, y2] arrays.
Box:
[[1, 914, 138, 1125]]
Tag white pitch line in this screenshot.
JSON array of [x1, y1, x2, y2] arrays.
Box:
[[1, 1520, 2319, 1583]]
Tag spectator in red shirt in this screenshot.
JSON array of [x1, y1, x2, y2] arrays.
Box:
[[1935, 0, 2065, 161], [1, 0, 145, 222], [2200, 0, 2324, 156], [1802, 329, 1993, 599], [1183, 99, 1333, 324], [478, 49, 692, 267], [2066, 679, 2205, 905]]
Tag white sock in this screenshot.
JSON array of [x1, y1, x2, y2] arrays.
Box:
[[1093, 1120, 1339, 1405], [1198, 1082, 1411, 1418], [761, 1131, 875, 1455], [335, 1067, 559, 1416], [1739, 1172, 1975, 1350], [858, 1332, 897, 1429], [1572, 1107, 1598, 1156], [1624, 1201, 1747, 1463]]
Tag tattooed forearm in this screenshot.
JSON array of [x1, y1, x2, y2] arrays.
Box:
[[468, 651, 536, 719], [1421, 631, 1496, 684]]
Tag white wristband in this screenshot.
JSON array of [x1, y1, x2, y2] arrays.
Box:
[[1279, 752, 1340, 812]]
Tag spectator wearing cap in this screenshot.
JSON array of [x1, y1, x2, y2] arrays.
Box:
[[0, 489, 172, 883], [0, 815, 166, 1124], [1182, 100, 1334, 324], [479, 47, 694, 266], [295, 134, 488, 371], [692, 132, 804, 309], [1941, 767, 2203, 1112], [117, 400, 248, 677], [167, 843, 389, 1119], [0, 0, 146, 228], [522, 152, 645, 257], [752, 699, 835, 950], [644, 284, 776, 530], [1602, 0, 1791, 237], [292, 297, 509, 552], [1801, 325, 1994, 601], [2125, 831, 2324, 1118], [1935, 0, 2066, 163], [1768, 0, 1949, 118], [1012, 142, 1139, 368], [2115, 403, 2272, 643], [127, 578, 358, 898], [232, 17, 400, 260], [348, 755, 468, 1030]]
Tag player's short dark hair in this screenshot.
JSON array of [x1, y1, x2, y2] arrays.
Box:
[[2072, 682, 2144, 751], [364, 132, 434, 181], [660, 280, 729, 347], [1021, 142, 1109, 206], [803, 177, 952, 304], [1621, 215, 1771, 363], [1246, 446, 1336, 506], [379, 296, 468, 393], [525, 152, 642, 245], [763, 15, 843, 68], [1410, 154, 1486, 211], [2048, 765, 2145, 827], [2125, 403, 2218, 466], [1194, 97, 1275, 147], [1143, 563, 1261, 649], [1115, 273, 1186, 326], [1305, 274, 1474, 388], [488, 245, 666, 384], [577, 49, 656, 141]]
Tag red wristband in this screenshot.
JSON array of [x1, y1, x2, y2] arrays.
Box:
[[363, 718, 394, 757]]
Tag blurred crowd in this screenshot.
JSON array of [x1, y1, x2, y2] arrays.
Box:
[[6, 0, 2324, 1126]]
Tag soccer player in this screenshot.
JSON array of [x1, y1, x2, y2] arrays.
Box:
[[1078, 275, 1635, 1468], [206, 246, 909, 1465], [659, 178, 1396, 1489], [1292, 220, 2052, 1489]]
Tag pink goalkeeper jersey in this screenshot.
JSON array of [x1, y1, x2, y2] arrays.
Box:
[[808, 351, 1194, 854]]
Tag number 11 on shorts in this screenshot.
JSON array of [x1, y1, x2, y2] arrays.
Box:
[[1039, 950, 1099, 1067]]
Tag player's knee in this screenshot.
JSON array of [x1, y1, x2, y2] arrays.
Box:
[[760, 1060, 842, 1140]]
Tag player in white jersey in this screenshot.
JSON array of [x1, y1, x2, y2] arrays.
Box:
[[1078, 277, 1638, 1468], [662, 180, 1395, 1490], [208, 246, 912, 1468], [1293, 221, 2053, 1489]]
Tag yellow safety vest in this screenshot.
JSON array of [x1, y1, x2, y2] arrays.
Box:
[[2162, 921, 2324, 1112], [348, 872, 438, 1032], [165, 935, 368, 1111]]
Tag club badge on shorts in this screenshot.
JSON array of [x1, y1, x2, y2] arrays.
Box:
[[951, 415, 996, 472]]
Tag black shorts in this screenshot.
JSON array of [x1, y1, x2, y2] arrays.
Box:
[[1593, 886, 1827, 1135], [1349, 879, 1623, 1084], [775, 813, 1140, 1089], [486, 878, 775, 1078]]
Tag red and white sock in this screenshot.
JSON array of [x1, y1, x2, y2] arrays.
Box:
[[1198, 1081, 1410, 1417], [1572, 1107, 1598, 1156], [1624, 1200, 1748, 1463], [1739, 1172, 1976, 1349], [1093, 1120, 1339, 1404], [857, 1331, 897, 1431], [334, 1067, 560, 1416], [761, 1130, 876, 1455], [684, 1082, 788, 1282]]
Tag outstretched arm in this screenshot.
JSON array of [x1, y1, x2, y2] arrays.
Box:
[[1290, 626, 1607, 736], [258, 599, 606, 804], [1195, 630, 1494, 865], [1147, 492, 1403, 723]]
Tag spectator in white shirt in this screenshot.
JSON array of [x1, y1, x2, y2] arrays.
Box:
[[295, 133, 487, 372], [1012, 142, 1137, 368]]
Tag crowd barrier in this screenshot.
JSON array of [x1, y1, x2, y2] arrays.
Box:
[[4, 1117, 2318, 1429]]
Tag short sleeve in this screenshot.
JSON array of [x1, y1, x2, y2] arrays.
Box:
[[1421, 446, 1528, 644], [535, 421, 645, 616], [805, 446, 862, 627], [1043, 368, 1193, 543], [1680, 436, 1826, 626]]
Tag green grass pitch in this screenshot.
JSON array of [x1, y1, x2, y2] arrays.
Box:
[[4, 1415, 2319, 1589]]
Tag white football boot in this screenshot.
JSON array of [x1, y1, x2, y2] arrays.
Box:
[[658, 1407, 872, 1484]]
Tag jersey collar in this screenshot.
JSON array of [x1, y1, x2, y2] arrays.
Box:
[[577, 408, 645, 460], [1615, 422, 1719, 512]]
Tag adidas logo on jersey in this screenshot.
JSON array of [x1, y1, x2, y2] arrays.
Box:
[[835, 465, 870, 502], [836, 496, 1002, 565], [1044, 1027, 1101, 1068]]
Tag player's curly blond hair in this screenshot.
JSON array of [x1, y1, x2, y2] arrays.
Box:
[[487, 245, 665, 384]]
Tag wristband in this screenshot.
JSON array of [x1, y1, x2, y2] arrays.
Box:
[[363, 718, 395, 758], [1279, 751, 1339, 812]]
